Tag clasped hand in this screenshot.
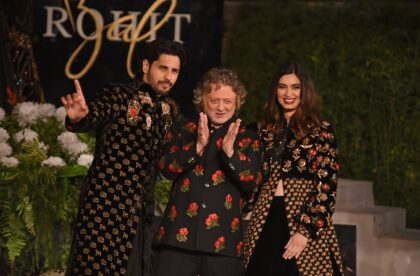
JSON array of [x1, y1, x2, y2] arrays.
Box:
[[196, 112, 241, 158]]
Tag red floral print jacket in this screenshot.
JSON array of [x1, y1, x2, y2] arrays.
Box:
[[154, 117, 262, 258]]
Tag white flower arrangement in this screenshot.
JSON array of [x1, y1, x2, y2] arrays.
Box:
[[0, 102, 95, 270], [77, 153, 94, 167], [42, 156, 66, 167], [57, 131, 88, 157], [0, 127, 10, 143], [1, 156, 19, 167], [0, 108, 5, 122], [55, 106, 67, 124], [13, 128, 39, 143], [0, 142, 12, 157]]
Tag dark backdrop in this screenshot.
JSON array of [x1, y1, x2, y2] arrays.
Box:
[[33, 0, 224, 119]]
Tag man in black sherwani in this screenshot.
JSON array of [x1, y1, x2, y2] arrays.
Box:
[[61, 39, 185, 276]]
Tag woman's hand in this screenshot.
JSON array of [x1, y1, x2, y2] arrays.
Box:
[[222, 119, 241, 158], [196, 112, 210, 155], [283, 232, 308, 260]]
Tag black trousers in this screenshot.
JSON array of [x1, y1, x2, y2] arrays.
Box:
[[245, 196, 300, 276], [246, 197, 341, 276], [153, 245, 244, 276]]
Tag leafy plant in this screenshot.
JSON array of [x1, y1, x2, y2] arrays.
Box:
[[0, 103, 93, 274]]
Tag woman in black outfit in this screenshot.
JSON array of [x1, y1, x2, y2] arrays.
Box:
[[243, 62, 344, 275]]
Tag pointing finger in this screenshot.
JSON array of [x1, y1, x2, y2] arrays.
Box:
[[74, 79, 83, 95]]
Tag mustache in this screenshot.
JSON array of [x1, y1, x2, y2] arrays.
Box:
[[158, 80, 172, 86]]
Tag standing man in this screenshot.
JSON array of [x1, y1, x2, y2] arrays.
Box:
[[153, 68, 262, 276], [61, 38, 186, 276]]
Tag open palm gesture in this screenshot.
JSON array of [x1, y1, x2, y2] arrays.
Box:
[[222, 119, 241, 158]]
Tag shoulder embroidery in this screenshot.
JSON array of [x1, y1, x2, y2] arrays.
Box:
[[127, 99, 141, 124]]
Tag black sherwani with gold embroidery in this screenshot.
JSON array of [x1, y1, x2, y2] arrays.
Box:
[[65, 81, 178, 276]]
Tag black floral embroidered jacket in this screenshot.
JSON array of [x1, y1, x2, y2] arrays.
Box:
[[154, 118, 262, 258], [243, 121, 344, 275], [65, 81, 178, 275]]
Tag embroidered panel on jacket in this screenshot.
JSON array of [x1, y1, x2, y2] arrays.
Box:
[[154, 118, 262, 258], [243, 121, 344, 275], [66, 81, 177, 275]]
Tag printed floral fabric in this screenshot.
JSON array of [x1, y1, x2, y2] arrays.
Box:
[[243, 121, 344, 275], [154, 118, 262, 258], [65, 81, 178, 275]]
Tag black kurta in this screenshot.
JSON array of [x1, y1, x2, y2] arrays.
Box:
[[154, 118, 262, 259], [66, 81, 178, 275]]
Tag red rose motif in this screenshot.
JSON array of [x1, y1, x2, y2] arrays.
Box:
[[236, 241, 244, 256], [311, 161, 318, 170], [129, 108, 138, 117], [211, 170, 225, 185], [216, 138, 223, 149], [214, 236, 225, 252], [156, 226, 165, 241], [168, 206, 177, 221], [170, 145, 179, 153], [238, 152, 247, 161], [308, 148, 317, 157], [321, 183, 330, 192], [168, 161, 183, 173], [320, 131, 329, 139], [194, 164, 204, 176], [230, 217, 240, 232], [315, 218, 325, 228], [176, 227, 188, 242], [183, 142, 193, 151], [238, 137, 252, 149], [252, 140, 260, 151], [159, 157, 165, 170], [164, 131, 172, 142], [180, 178, 190, 192], [205, 213, 220, 229], [333, 162, 341, 171], [186, 202, 199, 217], [185, 122, 197, 133], [239, 170, 254, 182], [224, 194, 233, 209]]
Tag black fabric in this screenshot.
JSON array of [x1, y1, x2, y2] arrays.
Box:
[[153, 118, 261, 258], [65, 81, 178, 275], [245, 196, 300, 276], [153, 245, 244, 276]]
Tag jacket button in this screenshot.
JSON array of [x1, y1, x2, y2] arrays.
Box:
[[201, 203, 207, 208], [204, 183, 210, 188]]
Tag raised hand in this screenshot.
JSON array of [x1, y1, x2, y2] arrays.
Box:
[[196, 112, 209, 155], [282, 232, 308, 260], [222, 119, 241, 158], [61, 79, 89, 123]]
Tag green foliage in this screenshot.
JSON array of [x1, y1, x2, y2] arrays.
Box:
[[224, 2, 420, 227], [0, 105, 92, 274], [155, 174, 172, 215]]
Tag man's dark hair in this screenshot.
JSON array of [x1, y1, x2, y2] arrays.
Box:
[[144, 38, 186, 68]]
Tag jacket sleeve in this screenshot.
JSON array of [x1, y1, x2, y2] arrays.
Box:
[[295, 121, 340, 239], [221, 129, 263, 192], [158, 120, 200, 180], [65, 84, 124, 133]]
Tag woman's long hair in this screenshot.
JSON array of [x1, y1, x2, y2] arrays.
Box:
[[259, 62, 321, 139]]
